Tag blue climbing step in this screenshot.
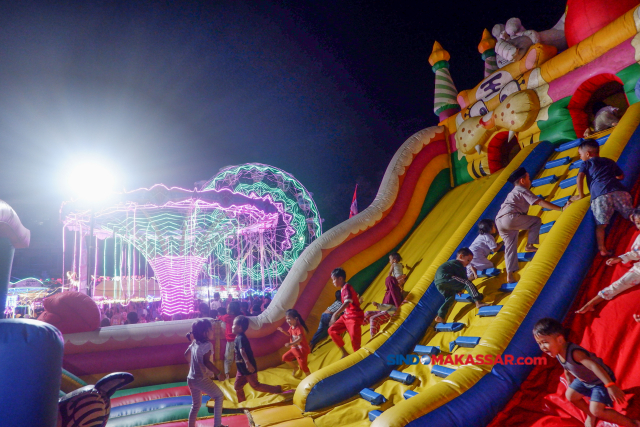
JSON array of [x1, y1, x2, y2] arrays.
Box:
[[555, 138, 582, 152], [390, 370, 415, 385], [435, 322, 465, 332], [543, 195, 570, 210], [541, 221, 555, 235], [449, 336, 481, 352], [545, 156, 571, 169], [455, 294, 474, 303], [555, 134, 609, 152], [360, 388, 386, 405], [477, 268, 500, 278], [478, 305, 503, 317], [403, 390, 418, 400], [432, 365, 455, 378], [369, 410, 383, 421], [500, 282, 518, 292], [570, 159, 583, 170], [414, 345, 440, 356], [517, 252, 535, 262], [559, 176, 578, 189], [531, 175, 558, 187]]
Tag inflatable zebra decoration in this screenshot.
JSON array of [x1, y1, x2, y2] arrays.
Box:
[[57, 372, 134, 427]]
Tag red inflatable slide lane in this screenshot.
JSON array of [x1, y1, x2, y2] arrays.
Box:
[[490, 187, 640, 427]]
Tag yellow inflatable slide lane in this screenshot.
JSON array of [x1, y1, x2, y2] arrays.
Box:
[[207, 148, 500, 410], [237, 137, 551, 423]]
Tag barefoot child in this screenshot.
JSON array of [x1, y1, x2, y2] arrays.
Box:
[[219, 301, 240, 381], [364, 254, 406, 338], [466, 219, 503, 280], [385, 253, 405, 305], [434, 248, 489, 324], [533, 318, 640, 427], [364, 301, 398, 337], [328, 267, 365, 358], [310, 290, 342, 351], [570, 138, 634, 256], [576, 209, 640, 314], [185, 319, 227, 427], [277, 309, 311, 377], [233, 316, 282, 402], [496, 167, 564, 283]]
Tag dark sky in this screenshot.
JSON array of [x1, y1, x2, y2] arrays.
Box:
[[0, 0, 566, 259]]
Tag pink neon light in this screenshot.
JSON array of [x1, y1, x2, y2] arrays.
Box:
[[147, 255, 206, 316]]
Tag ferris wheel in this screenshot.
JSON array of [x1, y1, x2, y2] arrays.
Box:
[[202, 163, 322, 292]]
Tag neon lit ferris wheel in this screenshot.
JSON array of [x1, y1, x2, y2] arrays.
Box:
[[61, 163, 321, 315], [202, 163, 322, 291]]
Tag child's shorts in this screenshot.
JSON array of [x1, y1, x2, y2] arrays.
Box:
[[591, 191, 633, 225], [569, 378, 613, 406]]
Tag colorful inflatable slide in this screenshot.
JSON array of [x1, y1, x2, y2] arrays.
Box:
[[8, 1, 640, 427]]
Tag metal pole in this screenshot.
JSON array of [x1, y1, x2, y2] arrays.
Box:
[[86, 210, 95, 296], [259, 231, 265, 292]]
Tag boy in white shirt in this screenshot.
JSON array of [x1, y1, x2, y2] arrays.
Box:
[[577, 208, 640, 314]]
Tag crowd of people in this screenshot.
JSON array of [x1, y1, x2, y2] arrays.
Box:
[[96, 293, 273, 327]]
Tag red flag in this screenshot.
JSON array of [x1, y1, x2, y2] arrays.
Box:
[[349, 184, 358, 218]]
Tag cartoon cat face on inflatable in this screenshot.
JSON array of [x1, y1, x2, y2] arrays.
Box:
[[455, 89, 540, 155]]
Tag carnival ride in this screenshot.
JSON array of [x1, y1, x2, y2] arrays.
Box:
[[60, 163, 321, 315], [4, 1, 640, 426]]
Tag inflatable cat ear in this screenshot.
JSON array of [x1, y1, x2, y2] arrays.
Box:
[[57, 372, 134, 427]]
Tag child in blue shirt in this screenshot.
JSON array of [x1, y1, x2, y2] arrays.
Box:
[[570, 139, 634, 256]]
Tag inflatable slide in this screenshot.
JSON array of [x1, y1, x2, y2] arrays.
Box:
[[47, 2, 640, 426]]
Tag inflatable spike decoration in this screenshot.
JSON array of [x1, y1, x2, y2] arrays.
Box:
[[429, 41, 460, 121], [57, 372, 134, 427], [478, 29, 497, 77]]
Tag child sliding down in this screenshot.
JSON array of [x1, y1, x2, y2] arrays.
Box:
[[576, 209, 640, 314], [277, 309, 311, 377], [434, 248, 489, 324], [533, 318, 640, 427]]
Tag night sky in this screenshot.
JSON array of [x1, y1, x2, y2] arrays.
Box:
[[0, 1, 566, 278]]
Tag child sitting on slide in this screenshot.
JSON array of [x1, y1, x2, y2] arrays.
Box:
[[277, 309, 311, 377], [533, 318, 640, 427], [576, 208, 640, 314], [466, 219, 503, 280]]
